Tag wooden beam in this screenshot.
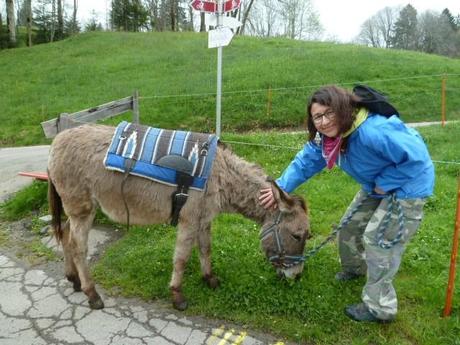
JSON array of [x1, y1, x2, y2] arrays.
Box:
[[41, 95, 135, 139]]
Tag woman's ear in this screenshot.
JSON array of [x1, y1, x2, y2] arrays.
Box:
[[267, 177, 294, 212]]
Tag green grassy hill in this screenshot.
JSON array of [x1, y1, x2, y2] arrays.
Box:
[[1, 31, 459, 146]]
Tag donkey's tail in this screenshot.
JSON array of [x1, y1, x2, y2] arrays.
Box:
[[48, 175, 64, 243]]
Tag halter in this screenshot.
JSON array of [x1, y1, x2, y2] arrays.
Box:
[[259, 212, 306, 269], [260, 193, 405, 270]]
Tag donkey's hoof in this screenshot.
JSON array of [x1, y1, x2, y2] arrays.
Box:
[[66, 275, 82, 292], [173, 299, 188, 311], [171, 287, 188, 311], [88, 297, 105, 310], [203, 274, 220, 289]]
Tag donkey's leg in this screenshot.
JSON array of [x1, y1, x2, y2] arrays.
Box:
[[197, 223, 219, 289], [61, 220, 81, 291], [170, 222, 197, 311], [68, 212, 104, 309]]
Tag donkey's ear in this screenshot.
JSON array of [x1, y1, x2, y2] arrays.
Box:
[[267, 177, 294, 212]]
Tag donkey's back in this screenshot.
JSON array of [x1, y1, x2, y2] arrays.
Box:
[[48, 124, 210, 226]]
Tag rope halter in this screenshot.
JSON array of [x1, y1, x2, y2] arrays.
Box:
[[259, 211, 306, 269]]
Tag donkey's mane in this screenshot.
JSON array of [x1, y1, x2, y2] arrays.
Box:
[[218, 141, 267, 180]]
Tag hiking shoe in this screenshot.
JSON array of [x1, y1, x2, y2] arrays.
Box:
[[344, 303, 393, 323], [335, 271, 364, 281]]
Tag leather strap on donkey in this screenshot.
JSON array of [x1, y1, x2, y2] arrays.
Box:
[[156, 155, 194, 226]]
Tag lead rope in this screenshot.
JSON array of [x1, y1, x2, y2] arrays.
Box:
[[301, 193, 405, 262]]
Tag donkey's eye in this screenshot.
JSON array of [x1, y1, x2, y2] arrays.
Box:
[[291, 234, 302, 242]]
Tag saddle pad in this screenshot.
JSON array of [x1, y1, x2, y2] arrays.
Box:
[[104, 121, 218, 191]]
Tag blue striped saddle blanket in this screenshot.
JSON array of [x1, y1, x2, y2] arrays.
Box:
[[104, 121, 218, 191]]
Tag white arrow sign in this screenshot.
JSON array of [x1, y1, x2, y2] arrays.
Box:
[[205, 13, 242, 30], [208, 27, 234, 48]]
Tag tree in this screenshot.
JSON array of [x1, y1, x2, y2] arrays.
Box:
[[56, 0, 64, 40], [85, 9, 103, 31], [357, 6, 399, 48], [238, 0, 254, 35], [245, 0, 322, 40], [358, 18, 380, 47], [71, 0, 78, 34], [278, 0, 322, 40], [391, 4, 418, 50], [33, 0, 54, 43], [6, 0, 16, 45], [441, 8, 458, 31], [26, 0, 32, 46], [246, 0, 279, 37], [111, 0, 148, 31]]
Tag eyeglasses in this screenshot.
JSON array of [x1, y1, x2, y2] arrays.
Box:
[[311, 110, 336, 124]]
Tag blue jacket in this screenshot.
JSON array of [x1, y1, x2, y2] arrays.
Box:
[[276, 114, 434, 199]]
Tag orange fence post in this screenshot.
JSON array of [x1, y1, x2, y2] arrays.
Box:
[[441, 76, 446, 127], [443, 177, 460, 317]]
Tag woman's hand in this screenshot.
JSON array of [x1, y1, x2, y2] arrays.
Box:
[[259, 188, 278, 210]]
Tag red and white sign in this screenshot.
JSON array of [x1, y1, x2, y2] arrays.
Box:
[[223, 0, 241, 12], [189, 0, 241, 13]]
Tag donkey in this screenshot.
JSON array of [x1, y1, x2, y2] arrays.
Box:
[[48, 124, 310, 311]]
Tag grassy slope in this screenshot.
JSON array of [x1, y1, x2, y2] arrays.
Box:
[[1, 31, 460, 146]]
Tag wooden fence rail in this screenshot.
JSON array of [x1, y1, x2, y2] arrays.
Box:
[[41, 91, 139, 139]]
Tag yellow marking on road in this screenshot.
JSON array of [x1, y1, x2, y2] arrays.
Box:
[[205, 326, 248, 345], [206, 325, 225, 345], [217, 329, 234, 345], [232, 331, 247, 345]]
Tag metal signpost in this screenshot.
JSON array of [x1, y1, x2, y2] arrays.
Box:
[[189, 0, 242, 138]]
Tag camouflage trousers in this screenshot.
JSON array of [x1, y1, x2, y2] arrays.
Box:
[[338, 189, 426, 320]]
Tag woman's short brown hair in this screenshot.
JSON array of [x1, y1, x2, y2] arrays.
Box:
[[306, 85, 360, 141]]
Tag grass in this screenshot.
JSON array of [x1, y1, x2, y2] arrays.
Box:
[[0, 181, 48, 221], [88, 123, 460, 345], [1, 32, 460, 146]]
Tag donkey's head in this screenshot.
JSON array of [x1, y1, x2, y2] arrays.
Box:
[[260, 180, 310, 280]]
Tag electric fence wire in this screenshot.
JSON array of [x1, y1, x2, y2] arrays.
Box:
[[222, 140, 460, 166], [139, 73, 460, 100]]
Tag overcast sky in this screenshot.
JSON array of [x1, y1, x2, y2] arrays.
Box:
[[76, 0, 460, 41], [312, 0, 460, 41]]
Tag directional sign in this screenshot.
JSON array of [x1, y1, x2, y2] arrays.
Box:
[[208, 27, 234, 48], [189, 0, 241, 13], [190, 0, 217, 12], [205, 13, 242, 29], [223, 0, 241, 12]]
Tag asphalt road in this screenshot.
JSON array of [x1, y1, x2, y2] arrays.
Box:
[[0, 145, 50, 202]]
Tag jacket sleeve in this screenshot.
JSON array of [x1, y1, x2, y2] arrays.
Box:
[[276, 141, 326, 193], [366, 123, 431, 193]]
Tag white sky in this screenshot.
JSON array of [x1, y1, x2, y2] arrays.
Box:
[[312, 0, 460, 41]]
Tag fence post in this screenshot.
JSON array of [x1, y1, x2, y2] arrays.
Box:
[[443, 177, 460, 317], [132, 90, 140, 124], [441, 76, 446, 127]]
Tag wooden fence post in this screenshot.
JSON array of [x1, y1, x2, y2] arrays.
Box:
[[132, 90, 140, 124], [443, 177, 460, 317], [441, 76, 446, 127]]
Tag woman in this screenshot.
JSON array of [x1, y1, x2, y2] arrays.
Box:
[[259, 85, 434, 323]]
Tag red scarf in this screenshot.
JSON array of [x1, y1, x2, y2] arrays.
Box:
[[323, 136, 342, 169]]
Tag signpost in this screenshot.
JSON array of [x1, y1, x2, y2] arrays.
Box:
[[189, 0, 242, 138]]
